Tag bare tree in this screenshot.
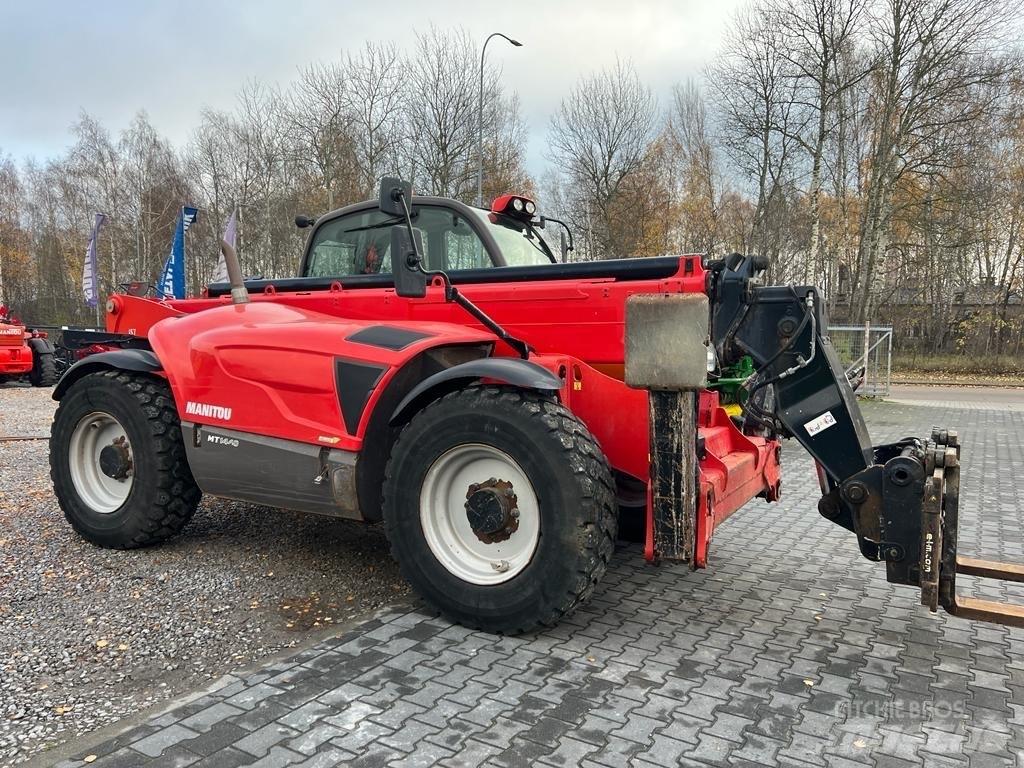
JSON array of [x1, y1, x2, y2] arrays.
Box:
[[288, 63, 356, 209], [667, 80, 722, 254], [547, 59, 658, 258], [344, 42, 405, 197], [404, 27, 480, 199], [775, 0, 868, 281], [851, 0, 1011, 320], [120, 112, 186, 282], [710, 7, 804, 278], [0, 152, 22, 305]]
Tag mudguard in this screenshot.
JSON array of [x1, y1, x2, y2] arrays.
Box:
[[52, 349, 161, 400], [390, 357, 562, 425]]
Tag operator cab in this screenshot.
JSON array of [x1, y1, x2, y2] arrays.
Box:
[[301, 194, 560, 279]]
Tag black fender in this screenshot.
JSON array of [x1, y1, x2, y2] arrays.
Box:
[[53, 349, 162, 401], [27, 337, 55, 355], [390, 357, 562, 426]]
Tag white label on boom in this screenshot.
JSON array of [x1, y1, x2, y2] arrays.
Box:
[[804, 411, 836, 437]]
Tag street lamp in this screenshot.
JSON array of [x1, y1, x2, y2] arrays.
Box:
[[477, 32, 522, 207]]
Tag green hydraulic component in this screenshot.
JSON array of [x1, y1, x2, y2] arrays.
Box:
[[709, 355, 754, 406]]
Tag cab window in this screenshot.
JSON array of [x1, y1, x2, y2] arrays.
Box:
[[306, 209, 395, 277], [306, 207, 493, 277]]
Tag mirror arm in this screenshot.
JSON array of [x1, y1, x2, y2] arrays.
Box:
[[394, 188, 530, 360], [448, 286, 531, 360], [540, 216, 574, 253], [397, 192, 423, 267]]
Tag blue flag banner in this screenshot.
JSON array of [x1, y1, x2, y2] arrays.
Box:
[[158, 206, 199, 299], [82, 212, 107, 307]]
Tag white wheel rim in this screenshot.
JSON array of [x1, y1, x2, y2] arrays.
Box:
[[68, 411, 134, 514], [420, 443, 540, 585]]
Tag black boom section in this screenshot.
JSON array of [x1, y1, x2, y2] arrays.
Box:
[[335, 358, 387, 436], [709, 258, 873, 484], [736, 285, 873, 482], [206, 255, 684, 297]]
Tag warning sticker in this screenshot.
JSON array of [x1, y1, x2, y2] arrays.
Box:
[[804, 411, 837, 437]]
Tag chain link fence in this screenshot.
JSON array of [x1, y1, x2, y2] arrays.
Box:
[[827, 325, 893, 397]]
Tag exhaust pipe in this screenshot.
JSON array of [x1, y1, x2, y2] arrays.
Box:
[[220, 241, 249, 305]]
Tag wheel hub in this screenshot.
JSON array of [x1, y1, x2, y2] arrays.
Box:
[[68, 412, 134, 514], [464, 478, 519, 544], [99, 437, 132, 480], [420, 443, 540, 586]]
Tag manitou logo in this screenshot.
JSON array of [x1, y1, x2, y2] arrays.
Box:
[[185, 401, 233, 421], [206, 434, 239, 448], [0, 328, 21, 335]]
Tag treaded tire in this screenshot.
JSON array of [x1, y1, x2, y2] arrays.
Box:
[[29, 349, 57, 387], [50, 370, 201, 548], [383, 385, 617, 634]]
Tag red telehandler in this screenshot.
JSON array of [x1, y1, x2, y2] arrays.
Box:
[[0, 305, 58, 386], [46, 179, 1024, 633]]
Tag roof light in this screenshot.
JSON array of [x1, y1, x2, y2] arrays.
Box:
[[490, 194, 538, 220]]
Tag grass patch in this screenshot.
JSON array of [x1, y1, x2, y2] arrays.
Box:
[[893, 353, 1024, 377]]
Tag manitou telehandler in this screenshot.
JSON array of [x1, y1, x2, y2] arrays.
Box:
[[0, 305, 58, 386], [47, 179, 1024, 633]]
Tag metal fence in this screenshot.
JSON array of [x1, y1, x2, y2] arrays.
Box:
[[827, 324, 893, 397]]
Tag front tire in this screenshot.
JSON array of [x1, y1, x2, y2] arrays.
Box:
[[383, 386, 617, 634], [50, 370, 201, 548], [29, 347, 57, 386]]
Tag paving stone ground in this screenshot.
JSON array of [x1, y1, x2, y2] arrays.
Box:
[[33, 396, 1024, 767]]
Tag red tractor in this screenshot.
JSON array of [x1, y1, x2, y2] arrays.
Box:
[[0, 305, 58, 386], [47, 179, 1023, 633]]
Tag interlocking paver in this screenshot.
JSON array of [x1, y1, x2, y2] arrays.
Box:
[[32, 399, 1024, 767], [132, 724, 200, 758]]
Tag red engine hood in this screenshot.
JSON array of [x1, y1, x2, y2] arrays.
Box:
[[148, 302, 498, 450], [0, 322, 26, 347]]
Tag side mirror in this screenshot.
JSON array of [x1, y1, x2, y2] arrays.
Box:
[[559, 230, 569, 263], [379, 177, 412, 217], [391, 225, 428, 298]]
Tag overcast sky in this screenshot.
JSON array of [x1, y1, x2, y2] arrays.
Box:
[[0, 0, 743, 176]]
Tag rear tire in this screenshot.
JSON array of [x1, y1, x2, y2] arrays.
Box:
[[50, 370, 201, 548], [383, 386, 617, 634], [29, 348, 57, 386]]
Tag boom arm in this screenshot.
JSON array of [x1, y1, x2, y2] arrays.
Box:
[[707, 254, 1024, 627]]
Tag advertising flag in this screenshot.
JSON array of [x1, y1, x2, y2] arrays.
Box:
[[158, 206, 199, 299], [211, 207, 238, 284], [82, 213, 107, 307]]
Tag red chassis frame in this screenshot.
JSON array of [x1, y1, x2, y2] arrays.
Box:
[[102, 255, 781, 569]]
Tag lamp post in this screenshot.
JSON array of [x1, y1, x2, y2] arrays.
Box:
[[477, 32, 522, 207]]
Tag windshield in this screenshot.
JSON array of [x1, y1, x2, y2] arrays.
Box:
[[469, 210, 555, 266]]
